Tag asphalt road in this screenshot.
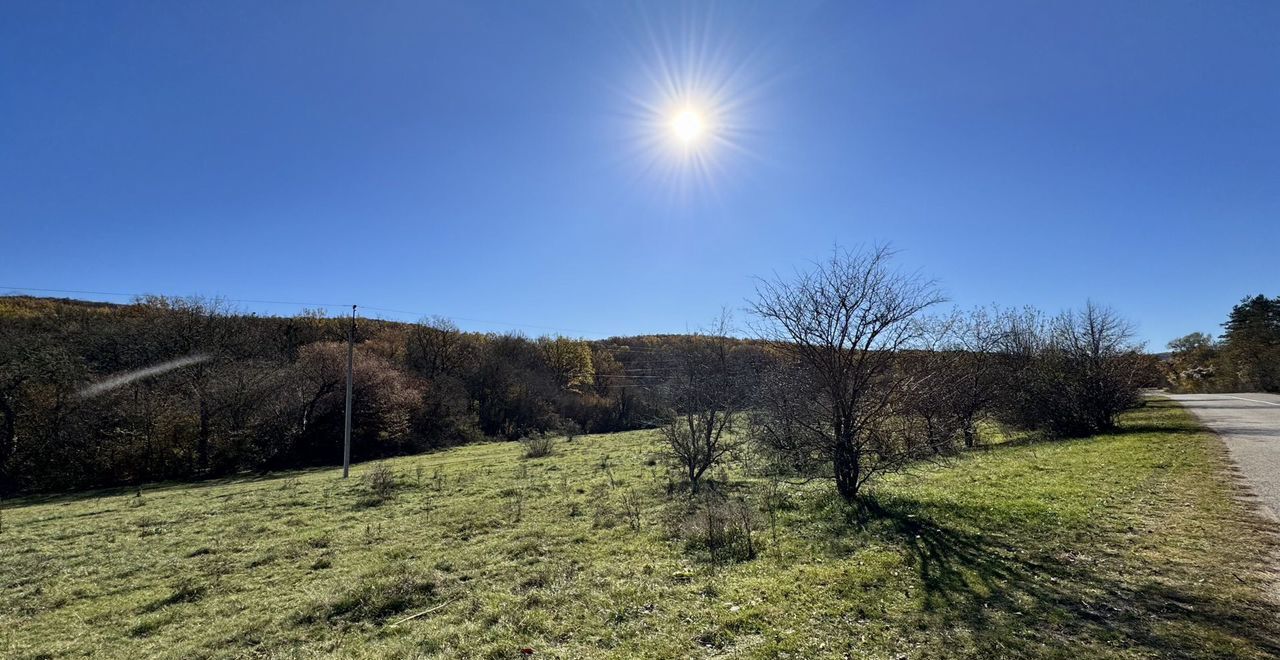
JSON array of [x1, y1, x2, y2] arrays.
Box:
[[1165, 392, 1280, 521]]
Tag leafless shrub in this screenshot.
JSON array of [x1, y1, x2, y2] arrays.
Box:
[[361, 463, 397, 503], [997, 302, 1145, 436], [598, 454, 616, 487], [521, 432, 555, 458], [675, 494, 758, 563], [508, 464, 530, 522], [560, 419, 582, 443], [619, 489, 643, 531], [657, 311, 746, 494], [592, 497, 620, 529]]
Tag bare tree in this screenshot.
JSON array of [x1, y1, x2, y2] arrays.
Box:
[[658, 311, 743, 494], [996, 302, 1144, 436], [902, 307, 1011, 451], [1051, 301, 1144, 432], [895, 319, 970, 456], [949, 307, 1013, 447], [748, 246, 944, 502]]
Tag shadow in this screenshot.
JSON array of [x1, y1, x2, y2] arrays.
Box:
[[975, 425, 1163, 454], [966, 400, 1198, 454], [970, 434, 1046, 453], [1103, 423, 1200, 436], [846, 494, 1280, 657], [4, 465, 338, 509]]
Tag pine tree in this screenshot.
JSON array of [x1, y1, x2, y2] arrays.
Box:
[[1220, 294, 1280, 391]]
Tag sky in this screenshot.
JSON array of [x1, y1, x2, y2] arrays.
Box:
[[1, 1, 1277, 348]]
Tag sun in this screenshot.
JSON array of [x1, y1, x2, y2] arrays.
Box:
[[614, 7, 767, 198], [671, 109, 705, 144]]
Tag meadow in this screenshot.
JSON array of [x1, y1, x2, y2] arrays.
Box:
[[2, 399, 1278, 659]]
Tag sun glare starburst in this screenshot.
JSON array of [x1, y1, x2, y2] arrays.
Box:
[[611, 6, 770, 202]]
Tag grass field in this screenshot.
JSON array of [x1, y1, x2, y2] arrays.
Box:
[[3, 399, 1279, 659]]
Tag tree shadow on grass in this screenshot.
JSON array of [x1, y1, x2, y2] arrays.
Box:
[[970, 399, 1200, 454], [1105, 423, 1200, 435], [4, 466, 337, 508], [856, 494, 1280, 658]]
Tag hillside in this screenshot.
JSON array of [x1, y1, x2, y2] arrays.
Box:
[[3, 400, 1278, 659], [1, 294, 772, 494]]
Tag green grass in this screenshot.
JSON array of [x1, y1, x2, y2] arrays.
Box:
[[2, 400, 1279, 659]]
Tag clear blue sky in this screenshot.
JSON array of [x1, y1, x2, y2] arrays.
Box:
[[2, 1, 1276, 348]]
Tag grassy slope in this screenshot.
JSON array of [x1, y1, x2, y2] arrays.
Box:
[[2, 400, 1278, 659]]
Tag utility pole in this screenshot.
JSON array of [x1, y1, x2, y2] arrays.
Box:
[[342, 304, 356, 478]]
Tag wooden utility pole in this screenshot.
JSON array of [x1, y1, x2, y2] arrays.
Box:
[[342, 304, 356, 478]]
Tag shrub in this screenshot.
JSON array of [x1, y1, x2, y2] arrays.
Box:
[[560, 419, 583, 442], [619, 488, 643, 530], [361, 463, 397, 503], [674, 494, 758, 563], [997, 303, 1145, 437], [521, 432, 555, 458]]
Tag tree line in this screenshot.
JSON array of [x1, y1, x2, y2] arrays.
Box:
[[1, 247, 1155, 497], [1164, 294, 1280, 393], [0, 296, 684, 493], [652, 247, 1157, 502]]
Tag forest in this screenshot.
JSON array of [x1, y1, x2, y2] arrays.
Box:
[[0, 294, 717, 493], [1, 250, 1163, 496]]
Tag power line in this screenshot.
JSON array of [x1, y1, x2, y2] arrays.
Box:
[[0, 285, 349, 309], [360, 305, 612, 338]]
